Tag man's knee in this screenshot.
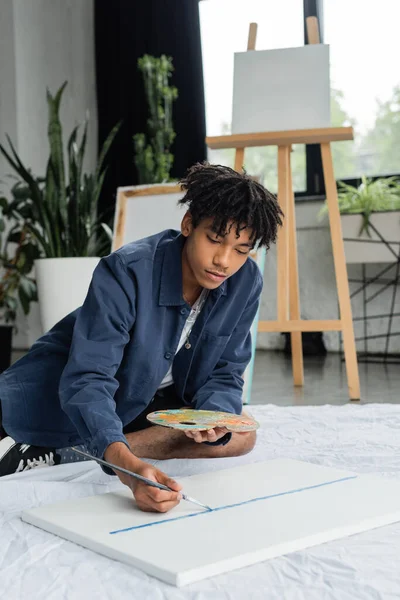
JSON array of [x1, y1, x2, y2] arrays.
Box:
[[216, 430, 257, 458], [235, 430, 257, 456]]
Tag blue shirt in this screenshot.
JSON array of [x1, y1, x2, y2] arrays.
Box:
[[0, 230, 263, 460]]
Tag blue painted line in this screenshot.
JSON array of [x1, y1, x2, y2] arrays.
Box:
[[109, 474, 357, 535]]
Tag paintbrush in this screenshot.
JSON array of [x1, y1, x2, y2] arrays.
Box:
[[71, 446, 212, 511]]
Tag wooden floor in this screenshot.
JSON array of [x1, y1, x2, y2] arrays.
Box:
[[251, 350, 400, 406]]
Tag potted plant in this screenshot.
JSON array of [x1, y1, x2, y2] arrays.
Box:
[[0, 82, 120, 333], [0, 190, 38, 370], [320, 176, 400, 263], [133, 54, 178, 184]]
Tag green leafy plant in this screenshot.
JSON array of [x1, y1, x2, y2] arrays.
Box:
[[0, 81, 120, 258], [320, 176, 400, 236], [133, 55, 178, 184], [0, 191, 38, 323]]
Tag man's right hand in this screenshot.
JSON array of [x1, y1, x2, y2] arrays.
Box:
[[104, 442, 182, 513]]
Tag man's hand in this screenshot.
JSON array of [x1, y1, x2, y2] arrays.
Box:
[[184, 427, 229, 443], [184, 410, 254, 444], [104, 442, 182, 513]]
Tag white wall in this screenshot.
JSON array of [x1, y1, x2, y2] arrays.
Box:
[[0, 0, 17, 184], [12, 0, 97, 177], [0, 0, 97, 348]]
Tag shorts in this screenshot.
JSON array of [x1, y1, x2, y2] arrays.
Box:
[[123, 384, 185, 434]]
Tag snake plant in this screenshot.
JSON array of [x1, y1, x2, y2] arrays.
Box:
[[0, 82, 120, 258]]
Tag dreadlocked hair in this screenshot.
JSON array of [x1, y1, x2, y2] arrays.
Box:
[[178, 162, 283, 250]]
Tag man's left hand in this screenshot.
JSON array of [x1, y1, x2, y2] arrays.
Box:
[[184, 427, 229, 443]]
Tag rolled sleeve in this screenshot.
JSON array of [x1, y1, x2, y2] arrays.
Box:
[[59, 252, 136, 460]]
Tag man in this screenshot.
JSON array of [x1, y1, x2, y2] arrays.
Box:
[[0, 163, 283, 512]]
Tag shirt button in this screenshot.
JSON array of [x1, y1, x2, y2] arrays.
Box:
[[180, 308, 187, 315], [165, 352, 172, 360]]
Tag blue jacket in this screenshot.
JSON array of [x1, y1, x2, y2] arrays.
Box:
[[0, 230, 262, 460]]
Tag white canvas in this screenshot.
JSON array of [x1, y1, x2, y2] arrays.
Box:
[[112, 184, 186, 249], [22, 459, 400, 587], [232, 45, 331, 134]]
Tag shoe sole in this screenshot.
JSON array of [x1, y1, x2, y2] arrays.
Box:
[[0, 437, 17, 459]]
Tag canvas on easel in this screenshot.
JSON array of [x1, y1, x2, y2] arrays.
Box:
[[206, 19, 361, 401], [232, 44, 331, 134]]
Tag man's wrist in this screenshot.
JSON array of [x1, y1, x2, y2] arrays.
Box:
[[104, 441, 141, 469]]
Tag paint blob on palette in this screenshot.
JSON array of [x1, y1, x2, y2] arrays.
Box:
[[146, 409, 259, 432]]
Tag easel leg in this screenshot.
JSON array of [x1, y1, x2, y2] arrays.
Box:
[[321, 142, 361, 401], [287, 151, 304, 386], [277, 146, 290, 323], [113, 190, 128, 251], [234, 148, 245, 172]]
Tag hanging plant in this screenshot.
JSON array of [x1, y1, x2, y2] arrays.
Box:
[[133, 55, 178, 184]]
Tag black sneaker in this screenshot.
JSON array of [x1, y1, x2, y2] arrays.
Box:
[[0, 436, 61, 477]]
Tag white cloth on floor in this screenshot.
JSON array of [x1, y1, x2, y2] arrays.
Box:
[[1, 403, 400, 599]]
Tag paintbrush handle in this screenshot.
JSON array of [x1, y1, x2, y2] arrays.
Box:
[[72, 447, 172, 491], [71, 446, 211, 510]]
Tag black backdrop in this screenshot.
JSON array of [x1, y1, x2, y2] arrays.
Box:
[[95, 0, 207, 214]]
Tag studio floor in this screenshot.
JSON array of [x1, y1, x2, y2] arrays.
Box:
[[251, 350, 400, 406], [11, 348, 400, 406]]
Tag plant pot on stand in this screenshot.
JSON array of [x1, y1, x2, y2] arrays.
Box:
[[341, 210, 400, 264], [34, 257, 100, 333]]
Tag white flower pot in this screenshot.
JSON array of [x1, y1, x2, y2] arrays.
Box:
[[35, 257, 100, 333], [341, 211, 400, 264]]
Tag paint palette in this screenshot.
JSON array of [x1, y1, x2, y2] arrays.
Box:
[[146, 409, 259, 432]]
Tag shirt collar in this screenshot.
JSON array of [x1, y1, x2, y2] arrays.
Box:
[[158, 232, 227, 306]]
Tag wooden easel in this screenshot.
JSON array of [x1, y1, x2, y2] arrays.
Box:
[[206, 18, 361, 401]]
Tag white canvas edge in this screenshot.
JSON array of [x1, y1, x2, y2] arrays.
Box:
[[22, 508, 400, 587], [176, 511, 400, 586], [232, 43, 330, 58], [116, 182, 180, 193], [21, 512, 176, 585]]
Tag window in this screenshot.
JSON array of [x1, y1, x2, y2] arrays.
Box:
[[199, 0, 306, 193], [324, 0, 400, 180], [200, 0, 400, 197]]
